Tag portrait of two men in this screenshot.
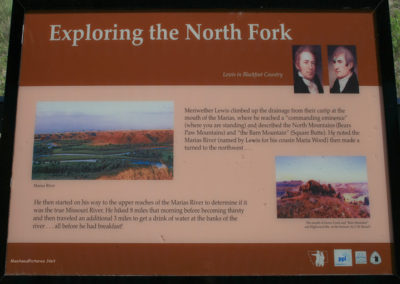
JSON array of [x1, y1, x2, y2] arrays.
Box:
[[293, 45, 359, 94]]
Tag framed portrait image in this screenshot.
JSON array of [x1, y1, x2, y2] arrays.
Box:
[[0, 0, 399, 281]]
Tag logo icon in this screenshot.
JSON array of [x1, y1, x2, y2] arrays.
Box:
[[355, 251, 367, 264], [334, 249, 353, 266], [308, 250, 327, 267], [370, 251, 382, 265]]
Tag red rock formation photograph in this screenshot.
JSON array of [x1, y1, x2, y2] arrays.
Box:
[[276, 156, 370, 218]]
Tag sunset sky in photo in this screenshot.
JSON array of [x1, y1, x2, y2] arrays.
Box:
[[34, 101, 174, 133], [275, 156, 368, 183]]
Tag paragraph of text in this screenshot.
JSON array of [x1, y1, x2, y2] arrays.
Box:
[[184, 106, 360, 151], [32, 198, 248, 230]]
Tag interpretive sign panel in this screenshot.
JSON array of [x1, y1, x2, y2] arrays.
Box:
[[1, 1, 399, 277]]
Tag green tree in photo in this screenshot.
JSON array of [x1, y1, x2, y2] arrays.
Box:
[[0, 0, 12, 98]]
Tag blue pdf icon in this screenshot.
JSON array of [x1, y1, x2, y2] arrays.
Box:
[[334, 249, 353, 266]]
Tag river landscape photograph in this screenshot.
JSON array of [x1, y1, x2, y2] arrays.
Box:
[[32, 101, 174, 180], [276, 156, 370, 218]]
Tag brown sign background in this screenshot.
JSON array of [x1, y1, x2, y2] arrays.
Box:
[[7, 11, 394, 276], [20, 12, 379, 86], [6, 243, 393, 275]]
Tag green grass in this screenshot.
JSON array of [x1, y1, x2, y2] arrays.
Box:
[[0, 0, 12, 98], [32, 140, 173, 179], [390, 0, 400, 96], [32, 160, 134, 180]]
